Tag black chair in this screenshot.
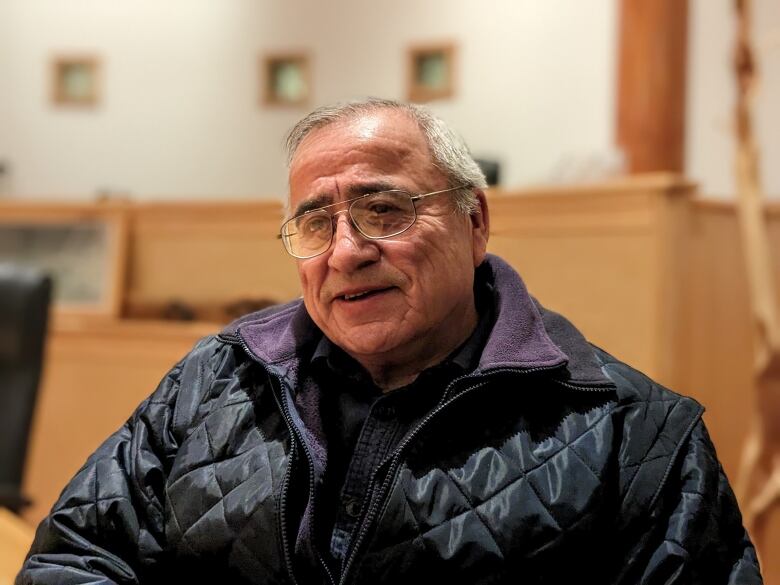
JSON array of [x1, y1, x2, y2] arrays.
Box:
[[0, 264, 51, 513]]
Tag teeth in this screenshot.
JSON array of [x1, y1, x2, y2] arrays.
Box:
[[344, 291, 370, 300]]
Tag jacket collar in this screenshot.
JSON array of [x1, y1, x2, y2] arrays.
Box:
[[476, 255, 615, 388], [224, 254, 614, 390]]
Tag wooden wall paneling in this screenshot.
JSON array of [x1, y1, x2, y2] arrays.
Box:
[[650, 179, 696, 389], [616, 0, 688, 173], [126, 200, 301, 316], [679, 200, 780, 473], [0, 508, 34, 584], [680, 199, 780, 581], [679, 201, 756, 474]]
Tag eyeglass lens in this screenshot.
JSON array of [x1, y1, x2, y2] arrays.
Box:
[[282, 191, 417, 258]]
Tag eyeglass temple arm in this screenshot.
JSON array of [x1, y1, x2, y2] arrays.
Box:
[[410, 185, 468, 202]]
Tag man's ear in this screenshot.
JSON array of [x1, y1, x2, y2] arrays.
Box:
[[470, 189, 490, 267]]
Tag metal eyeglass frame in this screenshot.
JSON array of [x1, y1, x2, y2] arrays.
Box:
[[278, 185, 467, 259]]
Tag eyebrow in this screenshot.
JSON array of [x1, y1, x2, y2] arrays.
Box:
[[292, 194, 332, 218], [291, 180, 401, 218]]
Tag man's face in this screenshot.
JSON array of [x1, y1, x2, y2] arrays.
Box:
[[288, 109, 489, 367]]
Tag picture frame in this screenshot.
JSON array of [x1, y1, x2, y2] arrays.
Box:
[[261, 52, 311, 107], [0, 202, 128, 320], [51, 55, 101, 107], [407, 42, 456, 103]]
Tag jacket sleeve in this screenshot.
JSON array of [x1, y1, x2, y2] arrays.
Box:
[[15, 355, 188, 585], [630, 419, 763, 585]]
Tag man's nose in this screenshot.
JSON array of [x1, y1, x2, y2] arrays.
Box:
[[327, 212, 379, 271]]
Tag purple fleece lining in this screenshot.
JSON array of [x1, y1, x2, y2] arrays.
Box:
[[237, 301, 314, 365]]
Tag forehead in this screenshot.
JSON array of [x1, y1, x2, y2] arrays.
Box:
[[287, 110, 440, 209]]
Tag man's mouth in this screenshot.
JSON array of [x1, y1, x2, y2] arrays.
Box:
[[339, 287, 394, 301]]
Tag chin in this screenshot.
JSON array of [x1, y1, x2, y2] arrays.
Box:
[[332, 325, 406, 358], [342, 336, 398, 357]]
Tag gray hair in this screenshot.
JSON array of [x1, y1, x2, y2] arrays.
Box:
[[284, 97, 486, 214]]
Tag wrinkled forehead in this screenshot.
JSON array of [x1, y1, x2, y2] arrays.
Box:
[[287, 110, 440, 212], [291, 108, 426, 159], [290, 111, 430, 170]]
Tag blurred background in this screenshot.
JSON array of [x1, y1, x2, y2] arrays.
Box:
[[0, 0, 776, 199], [0, 0, 779, 582]]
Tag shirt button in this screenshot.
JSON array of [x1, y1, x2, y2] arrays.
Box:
[[344, 497, 362, 518]]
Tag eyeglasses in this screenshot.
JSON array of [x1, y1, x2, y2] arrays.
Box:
[[279, 185, 466, 259]]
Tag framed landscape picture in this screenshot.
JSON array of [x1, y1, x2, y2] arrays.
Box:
[[407, 42, 456, 102], [51, 55, 101, 107], [261, 52, 310, 106]]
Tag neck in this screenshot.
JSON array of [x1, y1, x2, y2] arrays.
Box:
[[354, 304, 479, 392]]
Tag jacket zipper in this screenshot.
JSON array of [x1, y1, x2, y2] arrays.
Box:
[[338, 365, 614, 585], [237, 335, 337, 585], [275, 425, 299, 585]]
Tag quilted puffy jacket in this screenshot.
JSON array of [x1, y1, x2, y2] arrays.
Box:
[[18, 255, 761, 585]]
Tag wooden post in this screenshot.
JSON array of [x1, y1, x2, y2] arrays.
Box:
[[732, 0, 780, 563], [616, 0, 688, 173]]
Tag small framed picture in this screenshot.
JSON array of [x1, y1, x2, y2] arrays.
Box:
[[407, 43, 456, 103], [261, 53, 310, 106], [51, 55, 101, 107], [0, 203, 128, 319]]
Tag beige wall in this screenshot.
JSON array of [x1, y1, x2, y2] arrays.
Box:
[[0, 0, 617, 199], [2, 1, 778, 199]]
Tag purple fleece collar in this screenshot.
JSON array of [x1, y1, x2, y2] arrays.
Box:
[[228, 254, 613, 388], [476, 255, 568, 371]]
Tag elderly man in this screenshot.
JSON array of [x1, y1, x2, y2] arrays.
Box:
[[19, 99, 761, 584]]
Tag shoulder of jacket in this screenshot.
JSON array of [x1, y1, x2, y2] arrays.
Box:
[[178, 334, 241, 382], [142, 334, 266, 430], [590, 346, 707, 519], [592, 345, 704, 420]]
